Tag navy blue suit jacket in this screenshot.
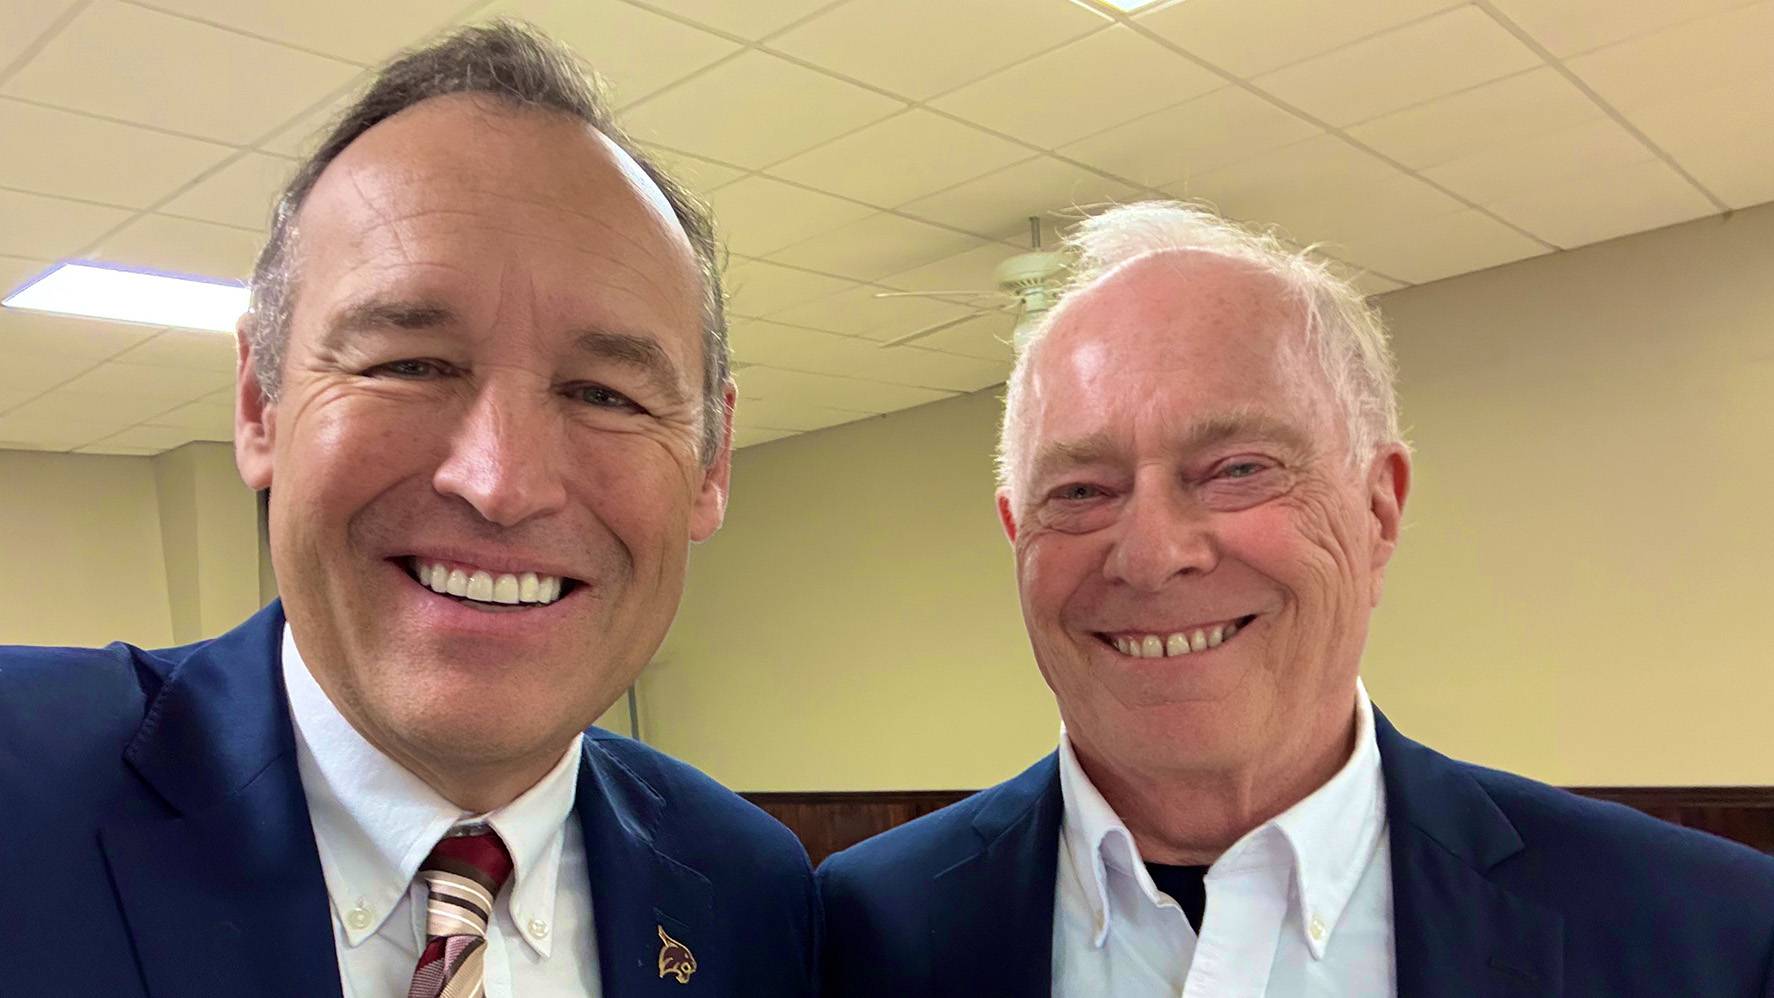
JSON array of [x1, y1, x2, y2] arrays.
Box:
[[819, 710, 1774, 997], [0, 601, 818, 997]]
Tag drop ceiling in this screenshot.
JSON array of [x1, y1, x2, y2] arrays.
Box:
[[1, 0, 1768, 455]]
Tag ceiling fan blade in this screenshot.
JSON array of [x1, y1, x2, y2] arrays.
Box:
[[877, 310, 994, 348], [871, 289, 1001, 300]]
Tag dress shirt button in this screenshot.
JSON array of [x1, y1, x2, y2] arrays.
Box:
[[346, 901, 372, 931], [1308, 914, 1326, 942], [528, 918, 549, 939]]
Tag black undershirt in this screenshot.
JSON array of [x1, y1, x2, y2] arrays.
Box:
[[1145, 863, 1210, 933]]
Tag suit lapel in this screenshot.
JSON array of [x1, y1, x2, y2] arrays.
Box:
[[576, 739, 720, 994], [1376, 709, 1564, 997], [99, 602, 341, 998], [929, 754, 1063, 998]]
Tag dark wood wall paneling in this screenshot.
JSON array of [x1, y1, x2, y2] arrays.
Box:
[[746, 787, 1774, 867]]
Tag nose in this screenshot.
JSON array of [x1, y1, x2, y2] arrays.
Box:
[[432, 379, 569, 527], [1103, 474, 1218, 591]]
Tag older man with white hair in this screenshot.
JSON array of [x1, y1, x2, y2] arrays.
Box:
[[818, 201, 1774, 997]]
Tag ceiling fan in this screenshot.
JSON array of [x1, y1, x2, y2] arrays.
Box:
[[874, 217, 1068, 351]]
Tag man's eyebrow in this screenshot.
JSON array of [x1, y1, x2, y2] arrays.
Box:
[[328, 297, 459, 335], [576, 329, 690, 405]]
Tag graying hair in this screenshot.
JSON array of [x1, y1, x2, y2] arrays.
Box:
[[996, 200, 1402, 502], [244, 20, 729, 463]]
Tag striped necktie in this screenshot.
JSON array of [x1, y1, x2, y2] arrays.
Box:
[[407, 826, 514, 998]]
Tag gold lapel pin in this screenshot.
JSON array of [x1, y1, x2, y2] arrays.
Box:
[[658, 924, 697, 984]]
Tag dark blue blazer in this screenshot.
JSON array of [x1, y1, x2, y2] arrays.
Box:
[[0, 601, 818, 997], [819, 710, 1774, 997]]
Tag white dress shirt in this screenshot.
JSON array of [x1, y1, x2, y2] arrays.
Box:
[[282, 626, 601, 997], [1052, 680, 1395, 997]]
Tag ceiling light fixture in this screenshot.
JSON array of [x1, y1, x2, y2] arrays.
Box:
[[2, 260, 248, 333]]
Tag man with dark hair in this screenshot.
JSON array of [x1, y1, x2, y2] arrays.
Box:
[[0, 22, 816, 997]]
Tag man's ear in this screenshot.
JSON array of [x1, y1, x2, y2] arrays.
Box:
[[1366, 443, 1411, 606], [996, 488, 1018, 544], [234, 322, 275, 491], [689, 381, 736, 543]]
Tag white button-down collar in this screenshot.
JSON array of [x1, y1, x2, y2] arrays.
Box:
[[1058, 679, 1387, 960], [282, 624, 581, 959]]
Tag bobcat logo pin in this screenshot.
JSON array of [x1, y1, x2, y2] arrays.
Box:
[[657, 925, 697, 984]]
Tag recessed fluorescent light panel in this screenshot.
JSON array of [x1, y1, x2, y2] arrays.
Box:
[[2, 260, 248, 333]]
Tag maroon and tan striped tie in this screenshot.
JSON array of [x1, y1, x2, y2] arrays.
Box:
[[407, 826, 514, 998]]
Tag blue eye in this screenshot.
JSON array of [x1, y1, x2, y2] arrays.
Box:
[[1218, 462, 1265, 479], [571, 384, 642, 412], [371, 359, 449, 378], [1054, 483, 1103, 501]]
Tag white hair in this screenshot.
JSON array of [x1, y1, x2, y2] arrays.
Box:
[[995, 200, 1403, 505]]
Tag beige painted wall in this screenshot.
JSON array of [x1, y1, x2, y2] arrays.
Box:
[[644, 202, 1774, 791], [0, 449, 174, 648], [153, 442, 264, 643]]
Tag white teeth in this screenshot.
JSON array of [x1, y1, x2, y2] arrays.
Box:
[[1112, 622, 1245, 659], [1207, 625, 1225, 648], [1140, 635, 1163, 658], [416, 561, 566, 606], [1166, 633, 1189, 657], [1224, 622, 1239, 639], [1190, 629, 1208, 652]]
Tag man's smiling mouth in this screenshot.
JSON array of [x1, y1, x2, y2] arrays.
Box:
[[1098, 615, 1260, 658], [401, 557, 581, 611]]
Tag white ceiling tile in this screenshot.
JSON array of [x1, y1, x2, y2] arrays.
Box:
[[882, 242, 1029, 295], [2, 389, 183, 428], [257, 83, 364, 158], [0, 388, 36, 414], [1487, 0, 1756, 58], [1172, 135, 1461, 244], [1567, 2, 1774, 110], [639, 0, 839, 41], [724, 258, 859, 318], [1421, 118, 1653, 206], [1345, 68, 1599, 170], [1332, 209, 1547, 284], [640, 146, 750, 192], [0, 411, 123, 451], [704, 176, 876, 257], [1253, 6, 1542, 127], [730, 394, 870, 432], [91, 213, 263, 281], [143, 397, 236, 434], [3, 2, 360, 144], [139, 0, 464, 64], [0, 309, 156, 368], [1349, 271, 1408, 297], [0, 255, 53, 298], [908, 311, 1017, 364], [1137, 0, 1460, 78], [57, 361, 234, 401], [0, 0, 82, 72], [0, 188, 134, 259], [620, 50, 902, 168], [769, 284, 983, 341], [733, 426, 795, 448], [89, 424, 207, 451], [1485, 158, 1720, 249], [731, 320, 1008, 392], [160, 153, 295, 230], [738, 363, 953, 412], [1058, 86, 1320, 189], [900, 156, 1142, 240], [767, 0, 1105, 101], [482, 0, 741, 106], [767, 110, 1030, 208], [1626, 71, 1774, 210], [930, 25, 1220, 149], [112, 329, 240, 373], [0, 98, 235, 209], [766, 212, 988, 283]]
